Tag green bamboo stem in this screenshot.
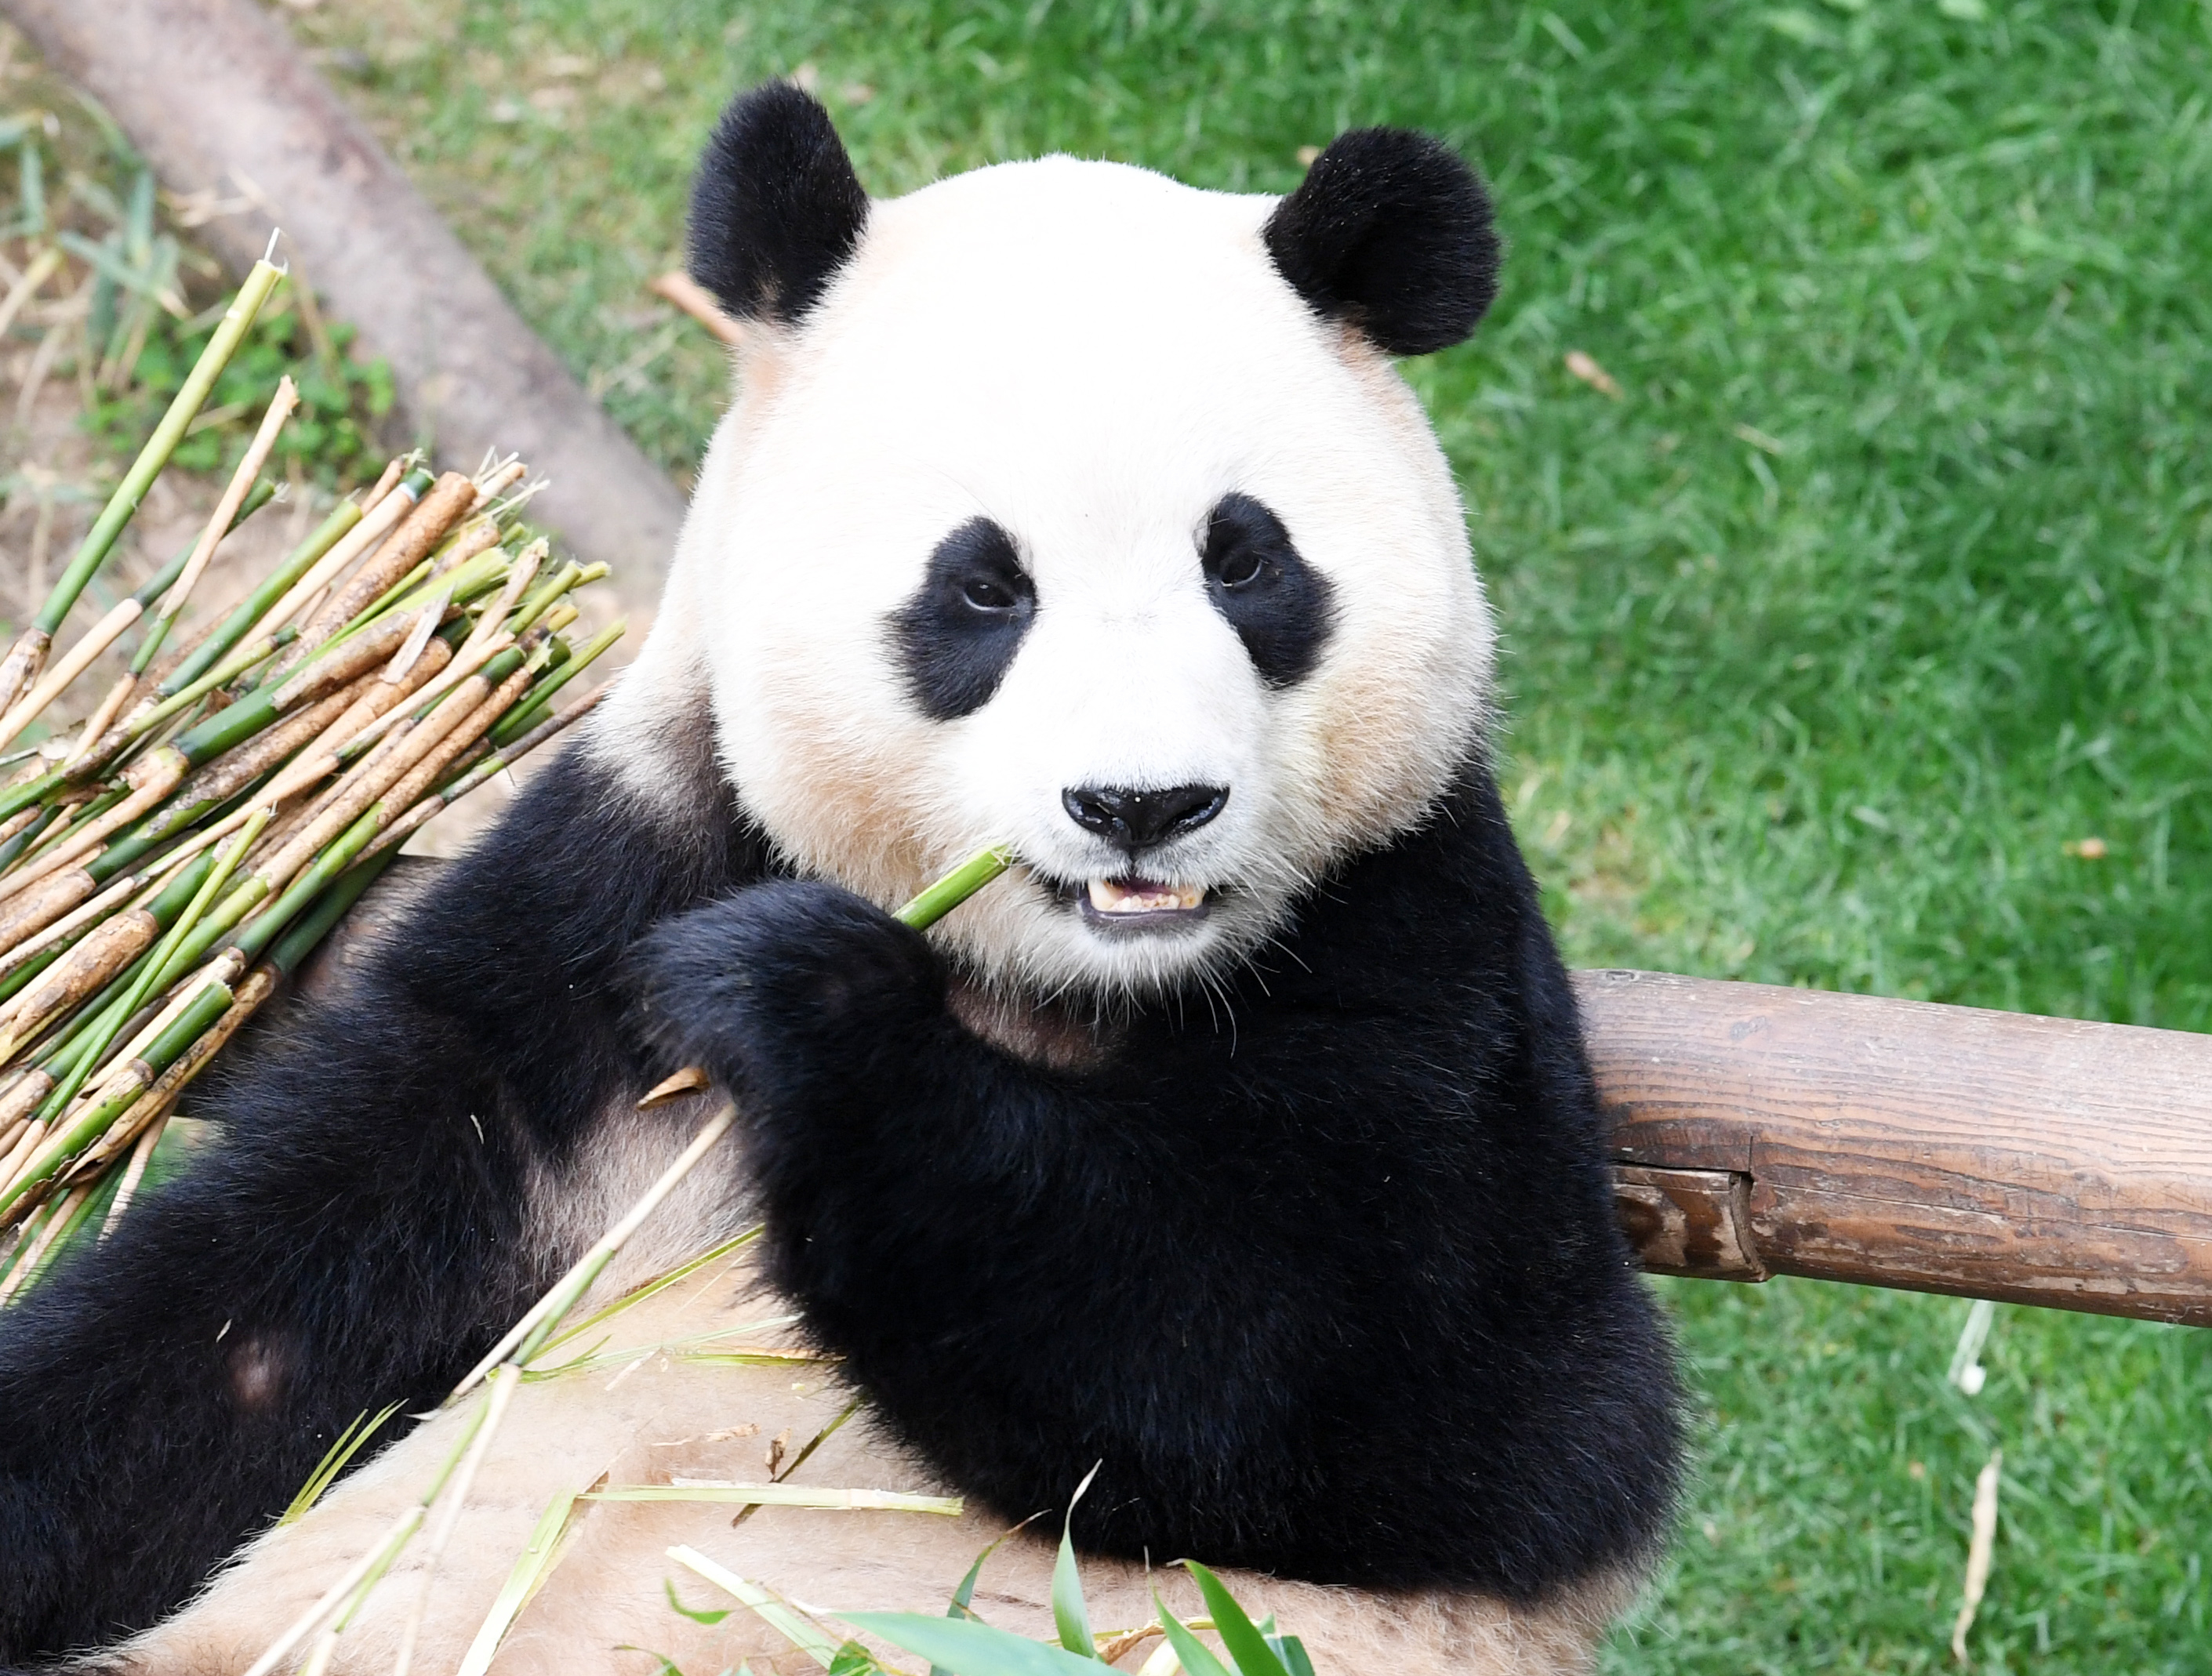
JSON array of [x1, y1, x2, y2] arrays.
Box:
[[485, 620, 623, 749], [22, 814, 263, 1130], [238, 466, 432, 663], [343, 543, 510, 646], [896, 844, 1019, 931], [0, 851, 222, 1048], [227, 807, 383, 967], [35, 257, 285, 637], [267, 851, 393, 975], [128, 477, 278, 625], [147, 488, 347, 695], [0, 768, 65, 830], [86, 777, 269, 887], [504, 561, 585, 637], [0, 981, 233, 1224], [0, 805, 62, 875], [114, 629, 299, 756], [21, 834, 244, 1083], [0, 945, 62, 1008], [14, 1171, 103, 1292]]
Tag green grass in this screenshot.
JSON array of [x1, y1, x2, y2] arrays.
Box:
[[277, 2, 2212, 1668]]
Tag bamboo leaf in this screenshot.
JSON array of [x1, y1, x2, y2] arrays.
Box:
[[668, 1545, 844, 1668], [842, 1614, 1103, 1676], [1177, 1565, 1285, 1676], [278, 1402, 401, 1525], [663, 1578, 733, 1627], [1052, 1463, 1102, 1659], [1150, 1603, 1233, 1676]]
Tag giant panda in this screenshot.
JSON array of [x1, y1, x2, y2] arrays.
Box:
[[0, 84, 1680, 1673]]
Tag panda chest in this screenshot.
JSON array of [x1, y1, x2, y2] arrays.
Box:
[[944, 974, 1123, 1075]]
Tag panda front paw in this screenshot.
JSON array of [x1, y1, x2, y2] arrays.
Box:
[[639, 880, 944, 1108]]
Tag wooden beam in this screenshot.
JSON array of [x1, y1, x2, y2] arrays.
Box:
[[1581, 970, 2212, 1326]]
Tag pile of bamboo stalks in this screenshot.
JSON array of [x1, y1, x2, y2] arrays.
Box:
[[0, 249, 622, 1299]]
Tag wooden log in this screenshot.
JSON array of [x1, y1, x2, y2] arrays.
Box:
[[1581, 969, 2212, 1326]]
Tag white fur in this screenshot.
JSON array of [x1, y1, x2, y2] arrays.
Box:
[[598, 156, 1491, 999]]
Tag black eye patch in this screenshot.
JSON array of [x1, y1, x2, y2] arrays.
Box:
[[1201, 493, 1336, 687], [888, 517, 1037, 720]]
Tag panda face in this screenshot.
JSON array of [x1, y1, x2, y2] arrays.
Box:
[[619, 154, 1494, 1001]]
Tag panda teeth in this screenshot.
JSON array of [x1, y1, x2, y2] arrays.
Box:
[[1087, 878, 1207, 916]]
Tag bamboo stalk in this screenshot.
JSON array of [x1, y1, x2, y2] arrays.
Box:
[[0, 869, 103, 962], [0, 748, 188, 905], [0, 254, 287, 719], [275, 471, 478, 677], [485, 620, 624, 748], [0, 1181, 89, 1302], [0, 599, 144, 756], [0, 851, 219, 1061], [0, 819, 265, 1205], [359, 680, 609, 862], [64, 964, 277, 1187], [388, 1366, 524, 1676], [332, 631, 517, 762], [132, 375, 301, 673], [234, 473, 427, 660], [256, 634, 456, 811], [0, 978, 235, 1227], [376, 667, 534, 821]]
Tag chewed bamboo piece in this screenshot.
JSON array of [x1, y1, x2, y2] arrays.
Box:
[[0, 267, 625, 1290]]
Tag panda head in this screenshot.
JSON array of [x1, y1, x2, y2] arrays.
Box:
[[612, 83, 1502, 1003]]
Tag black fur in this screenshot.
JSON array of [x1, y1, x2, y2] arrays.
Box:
[[1264, 128, 1500, 355], [687, 82, 870, 326], [0, 710, 1675, 1658], [0, 720, 768, 1661], [888, 517, 1037, 720], [1200, 493, 1336, 686], [641, 760, 1680, 1596]]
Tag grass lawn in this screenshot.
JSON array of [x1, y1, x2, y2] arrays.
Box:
[[274, 1, 2212, 1668]]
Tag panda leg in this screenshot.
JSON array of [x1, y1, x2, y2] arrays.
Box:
[[0, 1008, 546, 1663]]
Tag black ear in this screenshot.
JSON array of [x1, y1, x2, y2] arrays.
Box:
[[688, 82, 870, 327], [1262, 129, 1499, 356]]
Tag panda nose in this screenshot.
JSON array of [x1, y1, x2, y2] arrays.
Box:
[[1062, 783, 1229, 851]]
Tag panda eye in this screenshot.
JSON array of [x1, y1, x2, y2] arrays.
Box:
[[961, 574, 1019, 611], [1215, 546, 1265, 590], [1199, 492, 1336, 688]]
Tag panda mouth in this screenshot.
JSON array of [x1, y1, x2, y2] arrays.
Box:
[[1080, 876, 1211, 931]]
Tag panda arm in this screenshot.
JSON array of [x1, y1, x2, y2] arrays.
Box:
[[645, 781, 1680, 1595], [0, 742, 760, 1660]]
